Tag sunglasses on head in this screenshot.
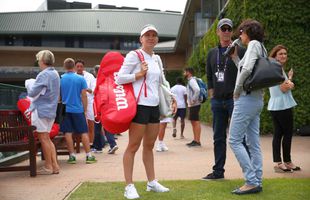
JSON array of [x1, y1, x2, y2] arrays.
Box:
[[220, 26, 232, 32]]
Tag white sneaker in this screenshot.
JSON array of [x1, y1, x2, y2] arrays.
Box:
[[124, 184, 140, 199], [146, 180, 169, 192], [156, 142, 168, 152], [156, 143, 163, 152], [161, 142, 169, 151], [108, 145, 119, 154]]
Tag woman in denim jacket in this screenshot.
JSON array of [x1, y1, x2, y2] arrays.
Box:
[[229, 19, 266, 195]]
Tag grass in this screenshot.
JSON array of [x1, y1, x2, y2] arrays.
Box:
[[68, 178, 310, 200]]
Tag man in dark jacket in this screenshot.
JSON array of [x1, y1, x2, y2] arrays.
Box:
[[203, 18, 246, 180]]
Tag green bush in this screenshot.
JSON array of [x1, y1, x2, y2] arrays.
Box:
[[165, 70, 184, 87], [188, 0, 310, 134]]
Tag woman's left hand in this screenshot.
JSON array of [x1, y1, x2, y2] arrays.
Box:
[[288, 68, 294, 80]]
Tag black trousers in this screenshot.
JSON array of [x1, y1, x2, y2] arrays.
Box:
[[270, 108, 294, 163]]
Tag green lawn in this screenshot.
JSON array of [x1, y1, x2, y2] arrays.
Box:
[[68, 178, 310, 200]]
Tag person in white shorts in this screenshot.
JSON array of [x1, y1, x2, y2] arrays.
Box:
[[75, 59, 96, 144], [156, 117, 173, 152], [27, 50, 60, 175], [171, 77, 187, 139]]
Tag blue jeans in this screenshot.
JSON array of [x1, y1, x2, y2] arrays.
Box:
[[93, 122, 105, 150], [229, 95, 263, 186], [104, 129, 117, 148], [211, 98, 234, 176]]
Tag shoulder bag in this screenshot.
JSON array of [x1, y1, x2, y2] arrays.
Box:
[[156, 55, 174, 118], [243, 43, 285, 92]]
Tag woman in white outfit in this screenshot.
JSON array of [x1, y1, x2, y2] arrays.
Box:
[[117, 24, 177, 199]]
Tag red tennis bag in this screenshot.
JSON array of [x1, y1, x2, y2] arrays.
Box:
[[93, 51, 138, 134], [17, 97, 59, 139]]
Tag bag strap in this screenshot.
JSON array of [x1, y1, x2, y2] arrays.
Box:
[[155, 55, 169, 87], [134, 50, 147, 102], [260, 43, 267, 58]]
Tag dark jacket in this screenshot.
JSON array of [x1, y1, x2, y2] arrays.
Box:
[[206, 45, 245, 99]]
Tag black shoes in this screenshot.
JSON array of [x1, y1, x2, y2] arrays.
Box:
[[202, 172, 224, 180], [172, 128, 177, 138], [186, 140, 201, 147], [231, 186, 262, 195]]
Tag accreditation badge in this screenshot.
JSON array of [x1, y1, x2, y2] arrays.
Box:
[[216, 71, 225, 82]]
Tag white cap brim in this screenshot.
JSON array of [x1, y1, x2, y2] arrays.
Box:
[[140, 26, 158, 36]]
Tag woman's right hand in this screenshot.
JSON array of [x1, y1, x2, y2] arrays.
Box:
[[280, 80, 294, 92], [230, 45, 239, 60], [135, 61, 148, 80], [140, 61, 148, 76]]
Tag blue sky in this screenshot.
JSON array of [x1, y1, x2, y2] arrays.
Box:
[[0, 0, 187, 13]]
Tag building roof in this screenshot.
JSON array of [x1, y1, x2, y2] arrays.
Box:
[[0, 9, 182, 37]]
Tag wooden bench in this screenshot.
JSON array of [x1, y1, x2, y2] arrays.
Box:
[[0, 110, 39, 177]]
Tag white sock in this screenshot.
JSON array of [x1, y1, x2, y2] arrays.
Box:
[[86, 152, 92, 157], [148, 179, 157, 185], [70, 153, 76, 157], [158, 140, 163, 144]]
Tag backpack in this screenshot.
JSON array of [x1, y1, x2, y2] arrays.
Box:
[[93, 51, 144, 134], [195, 78, 208, 103]]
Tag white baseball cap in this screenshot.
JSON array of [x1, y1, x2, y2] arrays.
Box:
[[140, 24, 158, 36]]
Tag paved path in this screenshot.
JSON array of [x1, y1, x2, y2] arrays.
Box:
[[1, 120, 309, 200]]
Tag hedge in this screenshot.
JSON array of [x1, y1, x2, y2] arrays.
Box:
[[188, 0, 310, 134]]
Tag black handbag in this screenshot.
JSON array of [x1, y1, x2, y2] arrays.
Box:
[[55, 102, 66, 124], [243, 44, 285, 92]]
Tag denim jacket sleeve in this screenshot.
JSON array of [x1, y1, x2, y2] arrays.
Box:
[[28, 70, 48, 98], [234, 40, 264, 95]]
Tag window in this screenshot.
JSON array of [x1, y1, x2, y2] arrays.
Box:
[[23, 36, 41, 46], [5, 35, 15, 46]]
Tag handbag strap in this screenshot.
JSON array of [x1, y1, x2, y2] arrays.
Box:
[[134, 50, 147, 102], [260, 43, 268, 58]]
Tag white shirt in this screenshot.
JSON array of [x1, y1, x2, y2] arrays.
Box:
[[116, 50, 161, 106], [80, 70, 96, 105], [171, 84, 187, 108]]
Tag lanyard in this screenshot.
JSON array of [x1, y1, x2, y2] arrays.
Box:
[[216, 48, 229, 73]]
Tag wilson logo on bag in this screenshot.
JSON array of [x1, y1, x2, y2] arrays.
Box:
[[93, 51, 144, 134], [93, 52, 134, 134]]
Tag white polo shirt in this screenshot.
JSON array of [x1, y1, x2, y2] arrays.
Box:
[[81, 70, 96, 105], [171, 84, 187, 109], [117, 50, 161, 106], [79, 70, 96, 120]]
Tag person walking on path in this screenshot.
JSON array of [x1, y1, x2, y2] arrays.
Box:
[[156, 117, 173, 152], [268, 45, 300, 172], [171, 77, 187, 139], [27, 50, 60, 175], [203, 18, 246, 180], [228, 19, 266, 195], [184, 67, 201, 147], [60, 58, 97, 164], [117, 24, 176, 199]]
